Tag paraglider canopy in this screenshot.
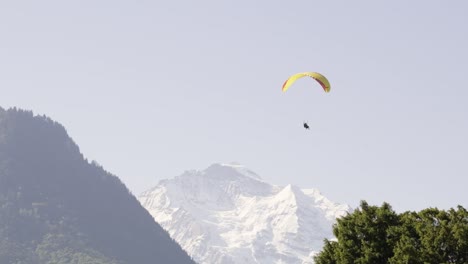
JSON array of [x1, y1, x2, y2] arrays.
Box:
[[282, 72, 331, 93]]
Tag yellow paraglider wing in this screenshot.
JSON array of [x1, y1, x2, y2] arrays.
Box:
[[282, 72, 331, 93]]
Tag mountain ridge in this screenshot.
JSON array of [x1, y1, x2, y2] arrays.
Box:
[[139, 162, 350, 264], [0, 107, 195, 264]]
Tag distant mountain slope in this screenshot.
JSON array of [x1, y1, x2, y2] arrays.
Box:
[[0, 107, 195, 264], [139, 163, 350, 264]]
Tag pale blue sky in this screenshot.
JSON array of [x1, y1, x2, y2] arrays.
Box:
[[1, 1, 467, 212]]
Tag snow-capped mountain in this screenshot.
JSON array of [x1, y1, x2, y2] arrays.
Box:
[[139, 163, 350, 264]]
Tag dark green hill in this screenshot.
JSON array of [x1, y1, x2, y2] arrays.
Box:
[[0, 107, 195, 264]]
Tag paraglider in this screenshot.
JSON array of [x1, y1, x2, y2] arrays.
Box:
[[282, 72, 330, 93], [282, 72, 331, 130]]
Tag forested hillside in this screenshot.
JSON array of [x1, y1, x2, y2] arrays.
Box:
[[0, 107, 195, 264]]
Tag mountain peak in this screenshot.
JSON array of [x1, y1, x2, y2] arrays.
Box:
[[139, 164, 350, 264], [205, 162, 262, 180]]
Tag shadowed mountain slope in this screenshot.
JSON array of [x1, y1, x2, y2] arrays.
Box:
[[0, 107, 195, 264]]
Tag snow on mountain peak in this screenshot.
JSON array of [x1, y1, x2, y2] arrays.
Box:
[[218, 162, 262, 180], [139, 164, 350, 264]]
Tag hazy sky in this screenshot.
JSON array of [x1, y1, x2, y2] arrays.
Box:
[[1, 0, 467, 212]]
